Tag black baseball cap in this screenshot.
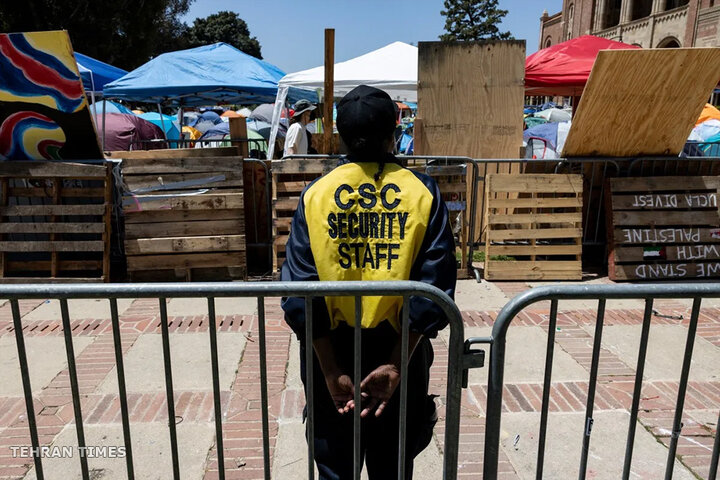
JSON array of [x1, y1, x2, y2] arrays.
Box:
[[337, 85, 397, 150]]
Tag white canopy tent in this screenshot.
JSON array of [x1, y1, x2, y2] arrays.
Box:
[[269, 41, 418, 158]]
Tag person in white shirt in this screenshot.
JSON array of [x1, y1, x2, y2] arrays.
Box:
[[284, 99, 316, 157]]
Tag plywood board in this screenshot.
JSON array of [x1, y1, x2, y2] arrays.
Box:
[[607, 176, 720, 281], [564, 48, 720, 157], [416, 40, 526, 248]]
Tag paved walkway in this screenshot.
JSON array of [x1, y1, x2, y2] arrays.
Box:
[[0, 279, 718, 479]]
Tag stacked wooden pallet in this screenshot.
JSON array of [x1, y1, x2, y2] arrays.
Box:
[[120, 149, 246, 281], [0, 161, 111, 282], [484, 174, 583, 281], [271, 158, 338, 272], [607, 176, 720, 281]]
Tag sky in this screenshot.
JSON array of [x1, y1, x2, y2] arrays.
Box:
[[183, 0, 563, 73]]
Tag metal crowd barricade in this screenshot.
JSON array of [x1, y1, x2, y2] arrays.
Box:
[[474, 283, 720, 480], [2, 281, 473, 480]]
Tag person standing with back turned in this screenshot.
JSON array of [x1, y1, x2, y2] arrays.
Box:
[[281, 85, 456, 479]]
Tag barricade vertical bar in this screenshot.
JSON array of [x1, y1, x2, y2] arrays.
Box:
[[397, 296, 410, 480], [207, 298, 226, 480], [622, 298, 654, 480], [159, 298, 181, 480], [10, 299, 44, 480], [536, 299, 559, 480], [305, 296, 316, 480], [109, 298, 135, 480], [256, 297, 271, 480], [353, 296, 362, 480], [578, 299, 606, 480], [709, 409, 720, 480], [59, 299, 90, 480], [664, 297, 702, 480]]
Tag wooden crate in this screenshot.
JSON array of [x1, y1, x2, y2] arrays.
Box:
[[0, 162, 112, 283], [271, 158, 338, 272], [484, 174, 583, 281], [121, 154, 246, 281], [607, 176, 720, 281]]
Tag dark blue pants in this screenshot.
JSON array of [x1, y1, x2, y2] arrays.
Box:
[[300, 323, 437, 480]]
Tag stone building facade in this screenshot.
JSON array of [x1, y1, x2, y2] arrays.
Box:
[[539, 0, 720, 49]]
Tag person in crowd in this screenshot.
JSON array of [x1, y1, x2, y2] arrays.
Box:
[[284, 99, 316, 156], [281, 85, 457, 479]]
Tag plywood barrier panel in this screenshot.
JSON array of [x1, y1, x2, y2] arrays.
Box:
[[563, 48, 720, 157], [607, 176, 720, 281], [484, 174, 583, 281], [415, 40, 525, 248]]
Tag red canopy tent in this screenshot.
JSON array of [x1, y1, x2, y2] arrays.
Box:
[[525, 35, 640, 97]]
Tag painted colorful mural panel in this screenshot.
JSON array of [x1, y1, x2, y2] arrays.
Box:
[[0, 30, 102, 160]]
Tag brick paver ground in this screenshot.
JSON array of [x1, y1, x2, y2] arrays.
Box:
[[0, 292, 719, 479]]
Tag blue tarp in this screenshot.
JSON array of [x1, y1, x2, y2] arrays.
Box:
[[138, 112, 181, 140], [103, 43, 317, 106], [75, 53, 128, 94], [91, 100, 133, 115]]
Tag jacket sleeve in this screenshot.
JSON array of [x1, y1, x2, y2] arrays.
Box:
[[280, 188, 332, 340], [408, 175, 457, 338]]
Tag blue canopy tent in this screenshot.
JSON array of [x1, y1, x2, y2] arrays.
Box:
[[103, 43, 316, 106], [75, 53, 128, 95]]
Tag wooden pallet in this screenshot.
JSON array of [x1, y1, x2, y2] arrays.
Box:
[[607, 176, 720, 281], [271, 158, 338, 272], [0, 161, 112, 282], [121, 154, 247, 281], [484, 174, 583, 281]]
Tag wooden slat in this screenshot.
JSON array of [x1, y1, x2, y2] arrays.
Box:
[[610, 176, 720, 192], [271, 159, 338, 174], [0, 205, 105, 216], [125, 235, 246, 255], [425, 166, 466, 177], [612, 192, 719, 210], [124, 171, 244, 191], [124, 209, 244, 224], [276, 182, 312, 194], [563, 49, 720, 157], [488, 197, 583, 209], [107, 147, 239, 159], [614, 245, 720, 262], [274, 197, 300, 211], [0, 223, 104, 234], [274, 217, 293, 231], [0, 162, 107, 178], [438, 182, 467, 194], [613, 227, 720, 245], [9, 187, 106, 198], [0, 241, 104, 252], [612, 210, 720, 227], [121, 157, 243, 174], [123, 193, 244, 212], [127, 252, 245, 271], [488, 212, 582, 225], [484, 261, 581, 280], [487, 228, 582, 241], [0, 277, 101, 284], [487, 244, 582, 256], [488, 174, 583, 193], [6, 260, 102, 271], [125, 219, 244, 239], [613, 262, 720, 281]]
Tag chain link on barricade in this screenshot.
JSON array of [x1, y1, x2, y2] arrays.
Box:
[[1, 281, 473, 480]]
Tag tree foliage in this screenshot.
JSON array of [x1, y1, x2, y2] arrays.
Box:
[[440, 0, 513, 42], [186, 11, 262, 59], [0, 0, 194, 69]]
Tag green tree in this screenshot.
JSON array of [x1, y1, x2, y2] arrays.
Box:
[[440, 0, 513, 42], [186, 11, 262, 59], [0, 0, 194, 69]]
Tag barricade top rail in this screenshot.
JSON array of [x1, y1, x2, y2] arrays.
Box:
[[491, 282, 720, 340]]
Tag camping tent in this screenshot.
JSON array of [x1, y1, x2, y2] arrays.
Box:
[[75, 53, 128, 95], [525, 35, 639, 96], [138, 112, 181, 141], [97, 113, 166, 151], [103, 43, 315, 106], [269, 41, 419, 157]]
